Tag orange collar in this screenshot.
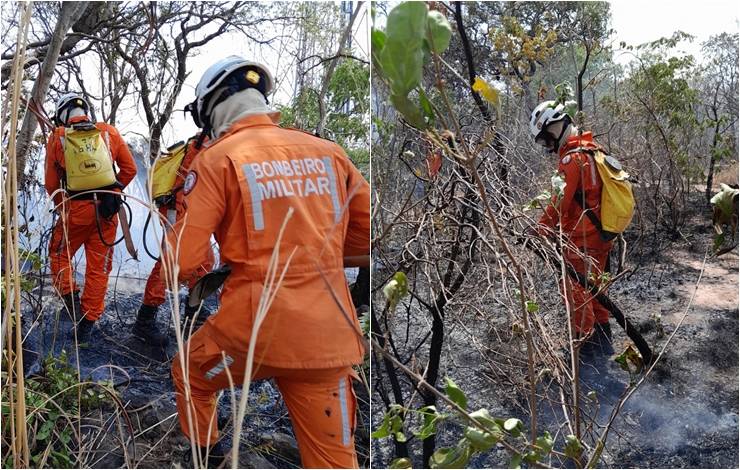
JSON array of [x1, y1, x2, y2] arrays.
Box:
[[66, 115, 92, 125], [559, 131, 597, 157]]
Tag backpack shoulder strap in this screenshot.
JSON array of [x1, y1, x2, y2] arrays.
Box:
[[572, 189, 604, 233], [102, 130, 111, 153], [59, 127, 69, 149], [563, 146, 596, 157]]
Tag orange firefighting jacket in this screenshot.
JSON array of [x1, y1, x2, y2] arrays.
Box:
[[539, 131, 609, 249], [170, 114, 370, 368], [45, 115, 137, 206]]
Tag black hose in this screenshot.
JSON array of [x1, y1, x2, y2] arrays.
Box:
[[524, 237, 655, 365], [94, 194, 131, 247], [142, 210, 161, 262]]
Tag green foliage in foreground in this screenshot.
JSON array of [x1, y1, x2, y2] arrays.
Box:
[[2, 352, 116, 468], [372, 2, 452, 129], [372, 375, 585, 469]]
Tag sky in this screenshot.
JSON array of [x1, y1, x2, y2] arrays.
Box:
[[609, 0, 739, 64], [146, 1, 370, 146]]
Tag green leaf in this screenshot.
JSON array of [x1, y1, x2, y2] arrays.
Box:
[[37, 419, 54, 441], [509, 453, 522, 469], [714, 233, 726, 251], [390, 414, 404, 432], [390, 93, 427, 129], [429, 440, 472, 469], [425, 10, 452, 53], [371, 29, 387, 56], [383, 271, 410, 309], [503, 418, 523, 437], [554, 82, 574, 104], [525, 300, 539, 313], [523, 451, 541, 464], [414, 405, 444, 440], [418, 88, 435, 124], [614, 345, 644, 378], [464, 425, 500, 452], [390, 457, 413, 469], [469, 408, 497, 427], [381, 2, 428, 96], [371, 28, 387, 70], [535, 430, 554, 455], [371, 413, 392, 439], [385, 2, 428, 45], [565, 434, 584, 459], [359, 310, 370, 335], [444, 377, 467, 410]]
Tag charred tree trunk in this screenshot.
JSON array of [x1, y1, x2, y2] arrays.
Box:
[[371, 306, 410, 458], [576, 45, 591, 113], [14, 1, 90, 187], [420, 164, 479, 465], [454, 2, 490, 122]]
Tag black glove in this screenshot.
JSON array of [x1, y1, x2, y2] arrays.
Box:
[[98, 192, 122, 220], [188, 265, 232, 308]]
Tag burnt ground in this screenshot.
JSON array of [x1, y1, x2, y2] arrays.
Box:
[[371, 196, 738, 468], [21, 278, 370, 469]]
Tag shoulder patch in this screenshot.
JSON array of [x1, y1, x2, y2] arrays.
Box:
[[561, 155, 572, 165], [183, 171, 198, 195]]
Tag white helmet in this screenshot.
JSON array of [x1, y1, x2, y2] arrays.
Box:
[[186, 56, 274, 129], [529, 100, 570, 137], [55, 92, 89, 126]]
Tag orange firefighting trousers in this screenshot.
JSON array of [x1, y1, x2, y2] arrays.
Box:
[[564, 244, 612, 335], [172, 322, 359, 469], [142, 205, 212, 306], [49, 201, 116, 321]]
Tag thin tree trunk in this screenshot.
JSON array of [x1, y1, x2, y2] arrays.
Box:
[[15, 1, 89, 187], [706, 107, 721, 204], [316, 1, 363, 138], [454, 2, 490, 122], [576, 44, 591, 113], [371, 306, 410, 459]]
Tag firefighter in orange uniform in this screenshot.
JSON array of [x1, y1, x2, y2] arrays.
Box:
[[46, 93, 137, 342], [530, 100, 614, 356], [133, 135, 214, 346], [166, 57, 370, 467]]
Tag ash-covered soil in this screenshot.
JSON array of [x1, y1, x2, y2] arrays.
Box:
[[22, 277, 370, 469], [372, 197, 738, 469]]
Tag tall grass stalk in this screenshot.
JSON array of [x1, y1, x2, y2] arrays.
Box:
[[3, 2, 34, 466]]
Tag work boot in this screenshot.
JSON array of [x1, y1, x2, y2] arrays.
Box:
[[182, 297, 211, 337], [60, 291, 82, 322], [181, 440, 228, 468], [132, 304, 169, 346], [75, 318, 94, 345]]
